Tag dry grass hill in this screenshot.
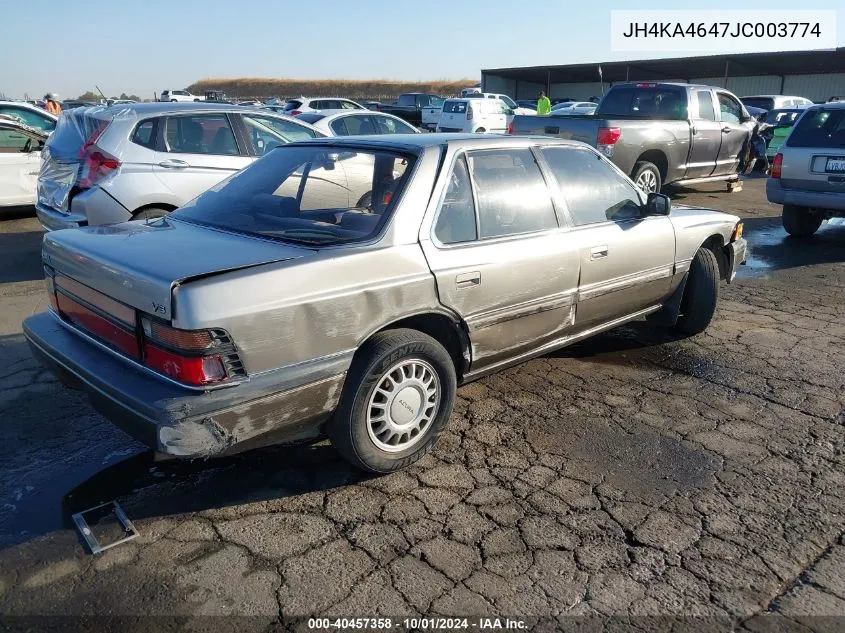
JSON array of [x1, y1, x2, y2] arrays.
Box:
[[187, 78, 477, 101]]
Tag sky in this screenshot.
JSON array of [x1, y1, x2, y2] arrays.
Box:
[[2, 0, 843, 100]]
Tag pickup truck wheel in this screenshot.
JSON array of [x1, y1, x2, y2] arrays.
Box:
[[674, 247, 719, 336], [782, 205, 822, 237], [632, 161, 662, 193], [329, 328, 456, 474]]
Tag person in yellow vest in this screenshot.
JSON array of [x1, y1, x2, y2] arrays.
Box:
[[44, 94, 62, 116], [537, 91, 551, 116]]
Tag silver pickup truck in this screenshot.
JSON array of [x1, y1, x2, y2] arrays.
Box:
[[509, 82, 755, 193]]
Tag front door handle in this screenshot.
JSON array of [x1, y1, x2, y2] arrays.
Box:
[[158, 159, 189, 169], [456, 271, 481, 289], [721, 126, 732, 134], [590, 245, 609, 260]]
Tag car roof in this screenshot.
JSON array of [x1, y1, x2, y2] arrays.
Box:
[[742, 94, 806, 98], [93, 102, 269, 116], [806, 101, 845, 110], [283, 134, 588, 152]]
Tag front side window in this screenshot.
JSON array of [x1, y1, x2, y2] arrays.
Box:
[[468, 149, 557, 239], [541, 146, 642, 226], [165, 114, 238, 155], [434, 155, 477, 245], [0, 125, 40, 151], [175, 146, 415, 245], [717, 93, 742, 124], [341, 100, 361, 110]]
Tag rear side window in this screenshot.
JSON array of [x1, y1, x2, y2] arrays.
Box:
[[434, 155, 477, 244], [443, 101, 468, 114], [541, 146, 642, 226], [397, 95, 417, 106], [336, 115, 377, 135], [787, 109, 845, 148], [165, 114, 238, 155], [341, 100, 361, 110], [468, 149, 557, 239], [132, 120, 158, 149], [598, 86, 688, 119], [374, 115, 417, 134], [696, 91, 716, 121]]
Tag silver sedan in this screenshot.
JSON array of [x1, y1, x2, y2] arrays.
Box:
[[25, 135, 746, 473]]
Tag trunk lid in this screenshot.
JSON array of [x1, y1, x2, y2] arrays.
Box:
[[42, 217, 312, 320]]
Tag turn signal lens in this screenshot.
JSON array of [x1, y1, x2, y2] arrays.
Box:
[[731, 222, 744, 242], [142, 318, 214, 351]]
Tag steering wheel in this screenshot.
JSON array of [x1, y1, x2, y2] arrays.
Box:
[[22, 138, 32, 153]]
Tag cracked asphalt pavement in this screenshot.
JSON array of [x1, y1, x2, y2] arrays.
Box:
[[0, 178, 843, 631]]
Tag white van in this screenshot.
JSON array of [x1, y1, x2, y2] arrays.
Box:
[[460, 87, 482, 97], [466, 93, 534, 116], [436, 98, 510, 134]]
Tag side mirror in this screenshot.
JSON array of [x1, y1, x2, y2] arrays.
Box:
[[645, 192, 671, 216]]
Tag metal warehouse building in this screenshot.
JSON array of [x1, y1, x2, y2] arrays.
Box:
[[482, 48, 845, 103]]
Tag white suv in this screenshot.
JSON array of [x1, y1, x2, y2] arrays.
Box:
[[160, 90, 202, 103], [282, 97, 366, 116], [436, 98, 511, 134]]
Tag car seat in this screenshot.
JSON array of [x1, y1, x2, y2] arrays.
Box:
[[179, 121, 205, 153], [210, 126, 238, 155]]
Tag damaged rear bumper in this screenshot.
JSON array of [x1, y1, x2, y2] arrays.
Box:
[[23, 312, 348, 458]]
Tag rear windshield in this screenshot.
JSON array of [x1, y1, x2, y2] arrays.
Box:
[[283, 100, 302, 111], [173, 145, 416, 246], [597, 86, 688, 119], [741, 97, 775, 111], [443, 101, 468, 114], [47, 108, 110, 159], [786, 108, 845, 148], [765, 109, 803, 126]]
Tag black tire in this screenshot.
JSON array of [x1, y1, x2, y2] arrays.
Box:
[[674, 248, 720, 336], [782, 205, 822, 237], [631, 161, 662, 194], [132, 207, 170, 222], [328, 328, 457, 474], [475, 127, 486, 133], [170, 99, 177, 102]]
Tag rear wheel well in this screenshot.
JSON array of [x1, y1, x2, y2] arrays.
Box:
[[375, 314, 469, 380], [701, 234, 728, 280], [131, 203, 177, 218], [635, 150, 668, 182]]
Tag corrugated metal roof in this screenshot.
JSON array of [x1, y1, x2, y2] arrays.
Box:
[[483, 48, 845, 84]]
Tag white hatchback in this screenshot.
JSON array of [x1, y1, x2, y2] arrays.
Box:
[[436, 98, 511, 134]]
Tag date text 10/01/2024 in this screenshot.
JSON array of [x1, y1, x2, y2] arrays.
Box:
[[622, 22, 822, 38], [307, 618, 528, 630]]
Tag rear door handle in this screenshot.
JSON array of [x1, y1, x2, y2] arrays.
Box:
[[456, 271, 481, 289], [590, 245, 609, 260], [158, 159, 189, 169]]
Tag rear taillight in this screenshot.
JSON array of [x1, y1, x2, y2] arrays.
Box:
[[597, 127, 621, 157], [507, 119, 514, 134], [290, 110, 301, 116], [771, 153, 783, 179], [467, 106, 473, 121], [597, 127, 621, 145], [141, 316, 230, 386], [77, 122, 120, 189]]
